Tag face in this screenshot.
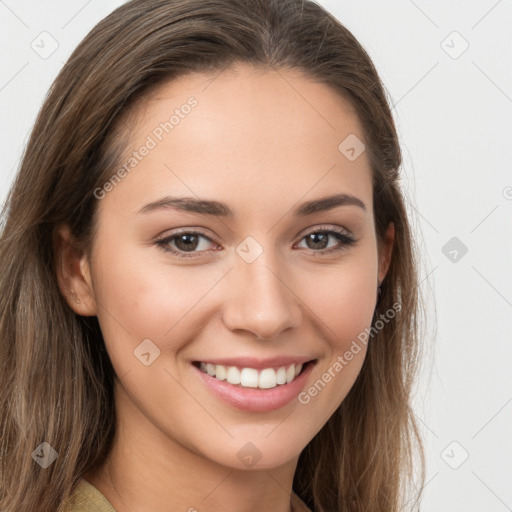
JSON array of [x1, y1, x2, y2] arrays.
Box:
[[59, 63, 393, 471]]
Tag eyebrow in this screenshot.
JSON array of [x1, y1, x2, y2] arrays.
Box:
[[137, 193, 366, 217]]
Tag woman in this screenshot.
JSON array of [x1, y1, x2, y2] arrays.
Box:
[[0, 0, 425, 510]]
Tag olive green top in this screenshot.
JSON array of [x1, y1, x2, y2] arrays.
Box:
[[63, 478, 116, 512], [63, 477, 313, 511]]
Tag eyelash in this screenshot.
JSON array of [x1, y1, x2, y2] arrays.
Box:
[[155, 226, 356, 259]]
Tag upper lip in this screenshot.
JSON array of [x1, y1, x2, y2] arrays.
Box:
[[193, 356, 316, 370]]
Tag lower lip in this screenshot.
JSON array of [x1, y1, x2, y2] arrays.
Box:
[[193, 361, 316, 412]]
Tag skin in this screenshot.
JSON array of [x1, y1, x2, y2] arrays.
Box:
[[56, 63, 394, 512]]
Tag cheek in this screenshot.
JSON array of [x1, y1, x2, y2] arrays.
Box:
[[291, 252, 377, 414], [90, 243, 224, 357], [298, 258, 378, 349]]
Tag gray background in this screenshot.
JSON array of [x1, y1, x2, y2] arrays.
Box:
[[1, 1, 511, 510]]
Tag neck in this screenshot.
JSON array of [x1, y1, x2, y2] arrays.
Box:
[[83, 380, 299, 512]]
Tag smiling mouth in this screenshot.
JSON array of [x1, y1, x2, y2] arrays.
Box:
[[192, 360, 316, 390]]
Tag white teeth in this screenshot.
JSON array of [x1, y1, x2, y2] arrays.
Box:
[[226, 366, 241, 385], [215, 364, 226, 381], [286, 364, 295, 383], [206, 363, 216, 376], [276, 367, 287, 385], [198, 361, 306, 389], [240, 368, 259, 388], [259, 368, 277, 389]]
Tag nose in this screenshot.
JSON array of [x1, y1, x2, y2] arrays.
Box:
[[221, 252, 302, 340]]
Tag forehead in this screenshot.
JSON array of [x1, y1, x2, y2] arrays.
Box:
[[99, 63, 373, 220]]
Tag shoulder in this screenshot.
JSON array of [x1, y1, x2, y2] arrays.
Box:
[[61, 477, 117, 512], [61, 478, 310, 512]]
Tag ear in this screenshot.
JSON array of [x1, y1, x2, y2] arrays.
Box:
[[378, 222, 395, 285], [53, 224, 97, 316]]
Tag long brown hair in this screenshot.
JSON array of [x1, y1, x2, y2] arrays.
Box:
[[0, 1, 426, 510]]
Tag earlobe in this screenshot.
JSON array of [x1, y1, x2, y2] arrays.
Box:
[[378, 222, 395, 285], [53, 224, 97, 316]]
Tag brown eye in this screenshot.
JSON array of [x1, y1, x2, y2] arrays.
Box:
[[296, 228, 356, 255], [156, 230, 217, 258], [174, 233, 201, 252], [305, 232, 330, 250]]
